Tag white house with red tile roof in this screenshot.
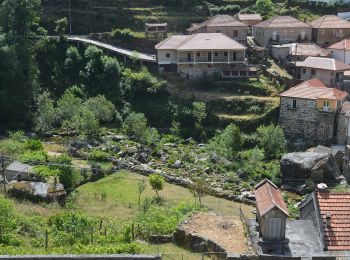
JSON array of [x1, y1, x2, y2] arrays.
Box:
[[300, 190, 350, 251], [279, 78, 348, 143], [254, 179, 289, 241]]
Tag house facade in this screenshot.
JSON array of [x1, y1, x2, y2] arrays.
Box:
[[186, 15, 248, 44], [299, 189, 350, 251], [295, 57, 350, 88], [311, 15, 350, 46], [155, 33, 258, 79], [271, 43, 329, 61], [145, 23, 168, 34], [252, 16, 312, 47], [279, 78, 348, 143], [254, 179, 289, 241], [327, 38, 350, 65]]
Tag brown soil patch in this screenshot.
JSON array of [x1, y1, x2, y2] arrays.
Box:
[[183, 212, 250, 253]]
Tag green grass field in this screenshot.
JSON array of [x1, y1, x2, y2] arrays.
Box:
[[76, 170, 253, 219]]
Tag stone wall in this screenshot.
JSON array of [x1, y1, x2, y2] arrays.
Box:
[[253, 27, 312, 47], [314, 28, 350, 46], [0, 255, 161, 260], [177, 63, 245, 79], [298, 68, 336, 87], [279, 97, 335, 144]]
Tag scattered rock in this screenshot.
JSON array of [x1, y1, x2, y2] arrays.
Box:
[[137, 153, 149, 164], [197, 143, 206, 148], [172, 160, 182, 169], [183, 137, 193, 144], [163, 143, 177, 148], [111, 134, 128, 142], [210, 153, 220, 163]]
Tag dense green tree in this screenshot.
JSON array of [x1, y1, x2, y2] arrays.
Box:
[[149, 174, 164, 198], [255, 0, 275, 18], [257, 124, 286, 159], [82, 46, 121, 103], [76, 108, 100, 139], [34, 91, 56, 136], [123, 112, 148, 140], [192, 101, 206, 130], [209, 124, 242, 158], [84, 95, 115, 123], [64, 46, 83, 86], [0, 0, 41, 129]]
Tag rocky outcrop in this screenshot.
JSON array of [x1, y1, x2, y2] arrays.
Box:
[[280, 152, 340, 183]]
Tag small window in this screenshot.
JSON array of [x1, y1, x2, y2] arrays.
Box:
[[292, 99, 297, 109], [166, 53, 171, 58], [324, 101, 330, 107], [303, 68, 306, 74], [308, 101, 315, 107], [311, 69, 316, 75], [233, 30, 238, 37], [224, 52, 228, 57], [214, 52, 218, 57], [196, 52, 200, 57]]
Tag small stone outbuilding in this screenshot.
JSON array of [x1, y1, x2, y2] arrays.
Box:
[[5, 161, 34, 183], [254, 179, 289, 241]]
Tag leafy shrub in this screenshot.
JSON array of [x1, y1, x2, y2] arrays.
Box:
[[257, 124, 286, 159], [209, 124, 242, 158], [51, 154, 81, 190], [111, 28, 133, 42], [19, 150, 49, 163], [33, 165, 60, 181], [88, 149, 110, 162], [24, 139, 43, 151]]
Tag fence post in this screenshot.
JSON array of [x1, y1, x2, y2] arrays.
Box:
[[45, 229, 48, 250], [131, 223, 135, 241], [91, 226, 94, 244]]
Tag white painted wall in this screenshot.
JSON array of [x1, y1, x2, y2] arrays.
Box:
[[328, 48, 350, 65]]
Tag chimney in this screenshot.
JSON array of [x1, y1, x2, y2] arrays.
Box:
[[317, 183, 328, 193], [326, 212, 332, 227]]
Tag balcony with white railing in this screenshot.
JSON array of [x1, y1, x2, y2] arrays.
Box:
[[178, 51, 245, 64]]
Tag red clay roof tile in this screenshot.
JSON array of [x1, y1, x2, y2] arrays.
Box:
[[317, 192, 350, 251]]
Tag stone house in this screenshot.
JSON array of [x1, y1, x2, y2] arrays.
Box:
[[254, 179, 289, 241], [145, 23, 168, 34], [327, 38, 350, 65], [299, 188, 350, 251], [252, 16, 312, 47], [5, 161, 34, 183], [185, 15, 248, 44], [337, 101, 350, 144], [311, 15, 350, 46], [279, 78, 348, 143], [271, 43, 329, 61], [236, 13, 262, 27], [295, 56, 350, 88], [155, 33, 258, 79]]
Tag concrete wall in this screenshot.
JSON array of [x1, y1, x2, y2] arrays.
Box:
[[271, 46, 290, 60], [279, 97, 336, 143], [313, 28, 350, 46], [157, 50, 177, 64], [297, 67, 343, 87], [328, 48, 350, 65], [253, 27, 312, 47], [337, 113, 350, 144]]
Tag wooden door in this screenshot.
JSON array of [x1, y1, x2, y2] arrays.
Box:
[[268, 217, 281, 239]]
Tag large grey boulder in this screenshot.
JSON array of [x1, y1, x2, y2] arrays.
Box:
[[281, 152, 340, 182]]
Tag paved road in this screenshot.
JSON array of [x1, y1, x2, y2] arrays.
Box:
[[49, 35, 157, 63]]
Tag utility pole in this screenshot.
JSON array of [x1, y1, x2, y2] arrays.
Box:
[[69, 0, 72, 35], [0, 154, 6, 198]]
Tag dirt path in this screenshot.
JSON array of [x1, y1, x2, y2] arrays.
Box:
[[182, 212, 251, 253]]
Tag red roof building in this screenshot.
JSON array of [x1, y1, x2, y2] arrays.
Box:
[[254, 179, 289, 241], [300, 191, 350, 251]]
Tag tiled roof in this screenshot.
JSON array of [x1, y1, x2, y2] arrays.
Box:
[[253, 16, 310, 28], [317, 192, 350, 251], [156, 33, 247, 51], [328, 39, 350, 50], [145, 23, 167, 27], [311, 15, 350, 29], [237, 13, 262, 21], [186, 15, 246, 32], [280, 78, 348, 100], [296, 57, 350, 71], [6, 161, 33, 173], [254, 179, 289, 217]]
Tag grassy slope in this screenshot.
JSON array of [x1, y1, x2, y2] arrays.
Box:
[[76, 170, 254, 219]]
